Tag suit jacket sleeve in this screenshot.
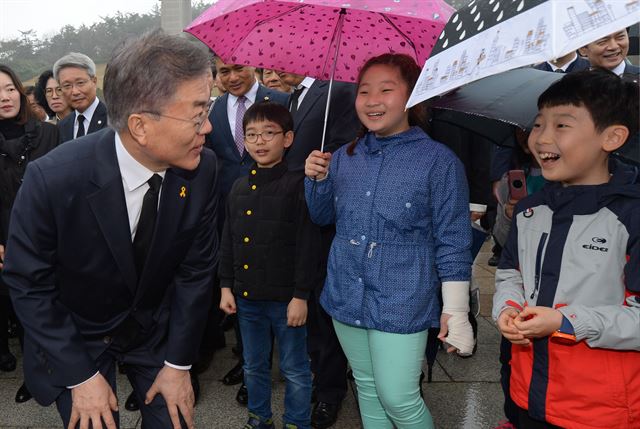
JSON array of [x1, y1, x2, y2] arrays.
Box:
[[165, 156, 220, 366], [293, 180, 321, 300], [326, 83, 359, 154], [218, 191, 235, 290], [3, 163, 97, 387]]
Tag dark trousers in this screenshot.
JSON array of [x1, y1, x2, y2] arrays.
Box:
[[517, 406, 561, 429], [307, 287, 348, 404], [500, 337, 520, 426], [56, 350, 187, 429]]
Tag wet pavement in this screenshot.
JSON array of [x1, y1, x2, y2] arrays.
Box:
[[0, 241, 506, 428]]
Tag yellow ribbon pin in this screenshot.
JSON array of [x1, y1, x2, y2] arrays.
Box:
[[179, 186, 187, 198]]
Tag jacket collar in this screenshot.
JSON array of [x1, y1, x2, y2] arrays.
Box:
[[248, 161, 289, 186]]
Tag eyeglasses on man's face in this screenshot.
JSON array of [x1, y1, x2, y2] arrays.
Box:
[[60, 79, 91, 93], [45, 87, 64, 97], [142, 99, 215, 134], [244, 130, 284, 144]]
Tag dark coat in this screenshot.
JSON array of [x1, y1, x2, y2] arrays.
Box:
[[57, 99, 108, 143], [0, 119, 59, 244], [2, 128, 219, 405], [219, 162, 320, 301], [285, 80, 360, 171]]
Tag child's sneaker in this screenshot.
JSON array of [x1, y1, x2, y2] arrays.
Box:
[[242, 413, 274, 429], [493, 419, 517, 429]]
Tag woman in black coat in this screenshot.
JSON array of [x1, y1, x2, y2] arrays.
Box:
[[0, 64, 59, 402]]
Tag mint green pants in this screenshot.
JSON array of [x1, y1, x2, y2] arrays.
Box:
[[332, 320, 434, 429]]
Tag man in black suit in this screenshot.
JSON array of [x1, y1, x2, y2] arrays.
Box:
[[533, 51, 590, 73], [3, 31, 218, 429], [277, 72, 359, 171], [579, 28, 640, 76], [277, 71, 360, 429], [204, 57, 288, 404], [54, 52, 108, 143]]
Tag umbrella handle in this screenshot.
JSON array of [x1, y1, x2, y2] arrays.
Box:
[[320, 8, 346, 154]]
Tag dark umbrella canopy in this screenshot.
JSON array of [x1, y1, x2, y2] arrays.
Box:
[[430, 67, 562, 130]]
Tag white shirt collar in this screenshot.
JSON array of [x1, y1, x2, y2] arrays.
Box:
[[229, 80, 259, 106], [76, 96, 100, 122], [114, 132, 166, 192], [548, 53, 578, 72], [611, 60, 626, 76], [298, 76, 315, 90]]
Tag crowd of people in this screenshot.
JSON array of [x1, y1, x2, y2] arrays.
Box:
[[0, 23, 638, 429]]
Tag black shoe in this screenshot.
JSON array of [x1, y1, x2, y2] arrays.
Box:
[[0, 351, 16, 372], [125, 391, 139, 411], [191, 372, 201, 405], [487, 253, 500, 266], [311, 402, 340, 429], [15, 382, 32, 403], [223, 361, 244, 385], [236, 383, 248, 406]]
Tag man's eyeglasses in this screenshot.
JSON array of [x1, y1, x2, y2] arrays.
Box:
[[60, 79, 90, 93], [142, 99, 214, 134], [244, 130, 284, 144], [45, 87, 64, 97]]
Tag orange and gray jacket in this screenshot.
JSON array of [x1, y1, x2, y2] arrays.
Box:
[[493, 159, 640, 428]]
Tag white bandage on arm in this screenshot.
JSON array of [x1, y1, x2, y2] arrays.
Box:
[[442, 280, 475, 356]]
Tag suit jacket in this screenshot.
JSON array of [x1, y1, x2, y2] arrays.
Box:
[[58, 99, 108, 143], [205, 86, 289, 199], [533, 56, 590, 73], [285, 80, 360, 171], [623, 63, 640, 76], [2, 128, 219, 405]]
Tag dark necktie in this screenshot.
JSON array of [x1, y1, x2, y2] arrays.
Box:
[[133, 174, 163, 278], [289, 87, 305, 116], [554, 69, 565, 73], [234, 96, 247, 155], [76, 114, 86, 138]]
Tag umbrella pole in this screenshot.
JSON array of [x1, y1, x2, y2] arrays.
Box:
[[320, 8, 346, 153]]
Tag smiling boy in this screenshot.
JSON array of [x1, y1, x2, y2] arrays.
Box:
[[218, 102, 320, 429], [492, 69, 640, 428]]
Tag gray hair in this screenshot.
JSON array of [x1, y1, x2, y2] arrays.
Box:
[[53, 52, 97, 81], [103, 30, 211, 131]]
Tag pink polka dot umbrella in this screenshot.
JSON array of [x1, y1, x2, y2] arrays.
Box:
[[185, 0, 453, 84]]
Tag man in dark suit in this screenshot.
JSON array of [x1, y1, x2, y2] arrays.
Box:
[[579, 28, 640, 76], [54, 52, 108, 143], [206, 57, 289, 198], [3, 31, 218, 429], [277, 73, 359, 171], [204, 57, 288, 404], [533, 51, 590, 73], [278, 71, 359, 428]]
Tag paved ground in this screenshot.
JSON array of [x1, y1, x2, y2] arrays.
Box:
[[0, 241, 506, 429]]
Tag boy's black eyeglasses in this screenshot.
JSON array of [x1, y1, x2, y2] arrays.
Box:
[[244, 130, 283, 144], [141, 99, 214, 133]]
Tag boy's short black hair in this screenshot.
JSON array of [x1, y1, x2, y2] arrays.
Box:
[[537, 68, 639, 137], [243, 101, 294, 133]]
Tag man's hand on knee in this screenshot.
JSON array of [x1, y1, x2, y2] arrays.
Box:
[[69, 373, 118, 429], [145, 365, 194, 429]]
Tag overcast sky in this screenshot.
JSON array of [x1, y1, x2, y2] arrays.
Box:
[[0, 0, 161, 41]]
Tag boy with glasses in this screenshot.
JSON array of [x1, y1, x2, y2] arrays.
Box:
[[219, 102, 320, 429]]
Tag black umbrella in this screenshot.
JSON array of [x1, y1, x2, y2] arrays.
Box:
[[430, 67, 562, 130]]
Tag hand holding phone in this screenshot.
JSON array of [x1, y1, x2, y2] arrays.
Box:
[[507, 170, 527, 201]]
